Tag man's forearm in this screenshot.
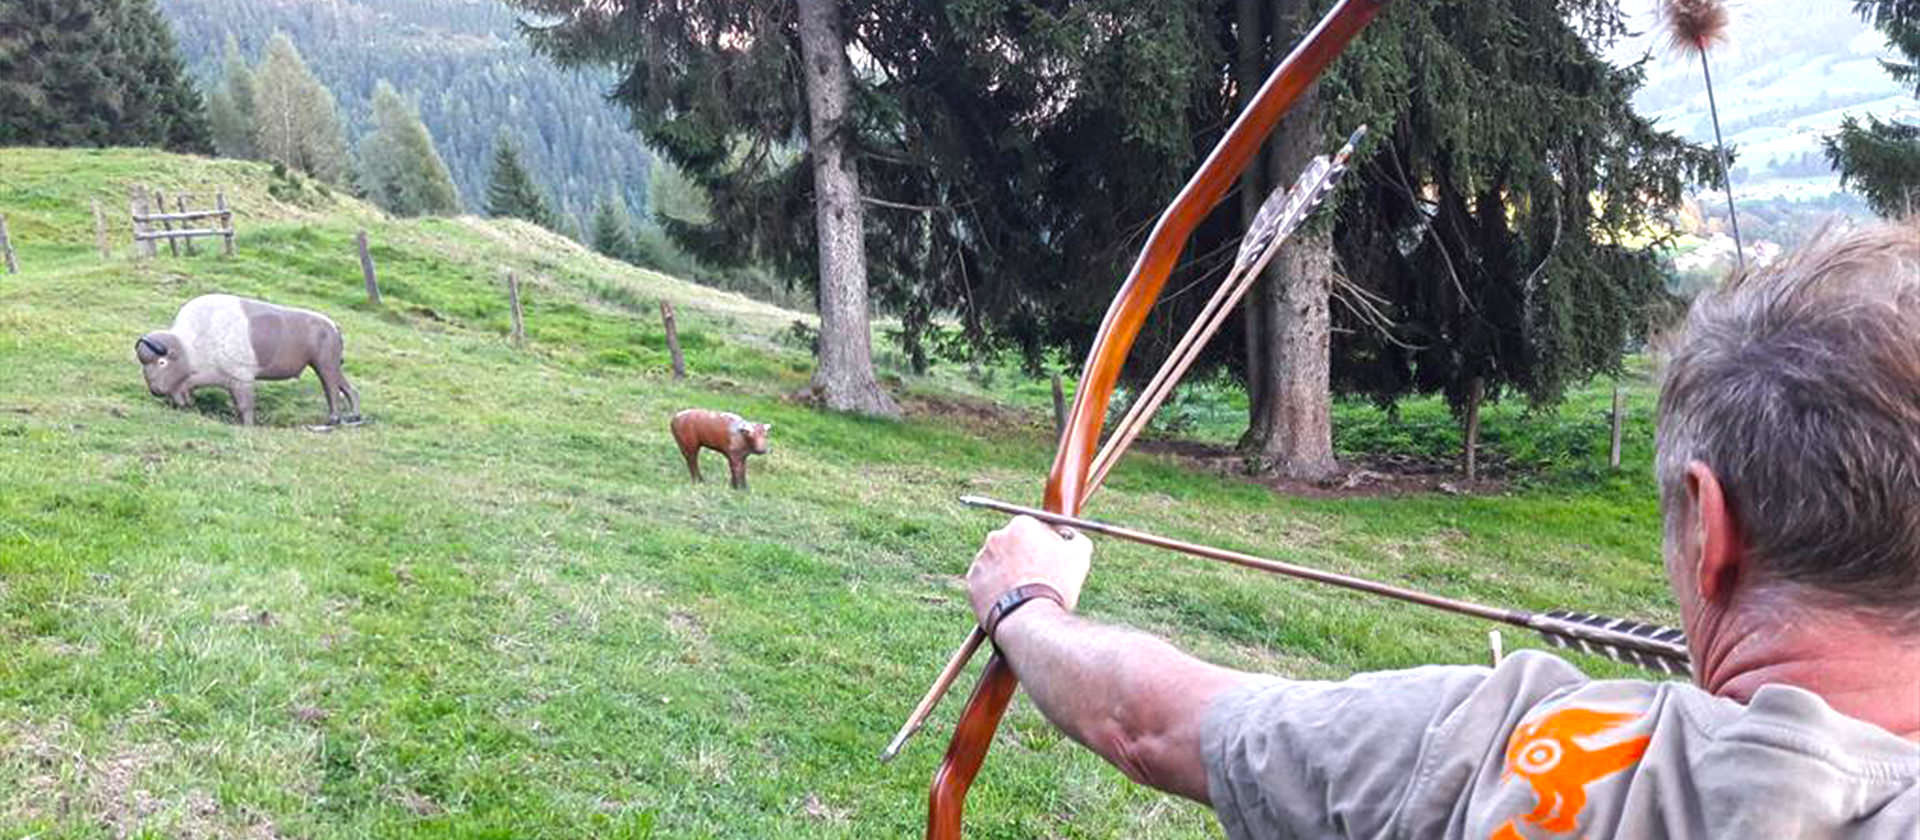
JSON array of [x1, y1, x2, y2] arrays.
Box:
[[990, 601, 1253, 803]]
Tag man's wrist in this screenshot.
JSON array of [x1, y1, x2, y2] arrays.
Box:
[[988, 596, 1068, 645], [981, 582, 1067, 640]]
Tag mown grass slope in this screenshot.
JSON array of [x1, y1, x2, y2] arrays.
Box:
[[0, 148, 1674, 838]]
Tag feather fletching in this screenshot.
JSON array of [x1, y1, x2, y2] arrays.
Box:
[[1661, 0, 1731, 55], [1534, 609, 1692, 679]]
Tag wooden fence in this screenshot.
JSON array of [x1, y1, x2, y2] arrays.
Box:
[[130, 187, 234, 257]]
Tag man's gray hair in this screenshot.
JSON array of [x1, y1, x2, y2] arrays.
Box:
[[1656, 220, 1920, 631]]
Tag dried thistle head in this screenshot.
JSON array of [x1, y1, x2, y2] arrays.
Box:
[[1661, 0, 1731, 56]]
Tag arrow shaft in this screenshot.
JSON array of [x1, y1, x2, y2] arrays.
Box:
[[960, 495, 1529, 626]]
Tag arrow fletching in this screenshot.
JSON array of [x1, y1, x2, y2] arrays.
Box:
[[1231, 125, 1368, 273], [1531, 609, 1692, 678]]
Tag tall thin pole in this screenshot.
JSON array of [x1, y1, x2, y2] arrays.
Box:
[[0, 214, 17, 275], [357, 231, 381, 305], [92, 200, 110, 259], [507, 271, 525, 345], [1700, 52, 1745, 273]]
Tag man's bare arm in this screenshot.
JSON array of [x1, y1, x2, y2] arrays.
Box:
[[989, 600, 1254, 802]]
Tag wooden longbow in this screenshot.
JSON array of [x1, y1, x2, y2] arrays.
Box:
[[922, 3, 1392, 836]]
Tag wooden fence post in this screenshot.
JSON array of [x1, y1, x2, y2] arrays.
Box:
[[217, 192, 234, 256], [154, 188, 178, 257], [130, 186, 154, 258], [0, 214, 17, 275], [659, 299, 685, 379], [1463, 376, 1485, 481], [507, 271, 525, 345], [1609, 384, 1625, 471], [1051, 371, 1067, 439], [176, 194, 197, 256], [92, 199, 110, 259], [356, 230, 381, 305]]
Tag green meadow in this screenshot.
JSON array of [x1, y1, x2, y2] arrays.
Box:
[[0, 148, 1674, 838]]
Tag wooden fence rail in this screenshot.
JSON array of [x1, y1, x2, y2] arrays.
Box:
[[135, 210, 230, 223], [129, 188, 235, 257], [135, 228, 232, 241]]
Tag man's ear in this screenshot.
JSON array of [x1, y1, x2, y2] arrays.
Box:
[[1685, 460, 1743, 603]]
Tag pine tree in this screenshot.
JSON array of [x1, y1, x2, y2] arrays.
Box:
[[207, 33, 256, 158], [357, 80, 460, 216], [0, 0, 212, 152], [591, 190, 635, 260], [252, 32, 349, 183], [486, 134, 558, 229]]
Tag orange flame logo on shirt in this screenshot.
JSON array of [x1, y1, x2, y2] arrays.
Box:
[[1490, 707, 1650, 839]]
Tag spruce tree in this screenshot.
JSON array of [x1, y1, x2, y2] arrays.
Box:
[[591, 190, 635, 260], [0, 0, 212, 152], [486, 134, 558, 229], [357, 80, 460, 216], [252, 32, 349, 184], [1826, 0, 1920, 216], [206, 33, 257, 158]]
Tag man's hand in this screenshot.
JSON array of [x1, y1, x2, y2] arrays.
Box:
[[968, 515, 1092, 627]]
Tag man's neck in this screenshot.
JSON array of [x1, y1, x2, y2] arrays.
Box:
[[1698, 601, 1920, 742]]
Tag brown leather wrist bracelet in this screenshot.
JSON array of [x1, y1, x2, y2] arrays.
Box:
[[981, 582, 1066, 641]]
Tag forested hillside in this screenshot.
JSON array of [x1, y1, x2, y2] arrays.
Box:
[[157, 0, 650, 227]]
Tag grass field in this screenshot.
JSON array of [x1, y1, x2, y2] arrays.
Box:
[[0, 148, 1676, 838]]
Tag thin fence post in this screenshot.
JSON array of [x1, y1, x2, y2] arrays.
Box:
[[356, 230, 381, 305], [659, 299, 685, 379], [176, 193, 197, 256], [1609, 384, 1626, 471], [0, 214, 17, 275], [154, 188, 178, 257], [131, 186, 155, 258], [1463, 376, 1485, 481], [1051, 371, 1067, 440], [507, 271, 525, 345], [217, 192, 234, 256], [92, 199, 110, 259]]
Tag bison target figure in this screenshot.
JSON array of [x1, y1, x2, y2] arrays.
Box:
[[135, 294, 362, 426]]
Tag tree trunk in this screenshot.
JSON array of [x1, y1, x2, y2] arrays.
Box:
[[1242, 17, 1337, 481], [1236, 0, 1276, 453], [796, 0, 900, 418], [1252, 222, 1338, 480], [1463, 376, 1485, 480]]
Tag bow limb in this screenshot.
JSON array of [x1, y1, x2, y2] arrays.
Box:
[[925, 2, 1390, 837]]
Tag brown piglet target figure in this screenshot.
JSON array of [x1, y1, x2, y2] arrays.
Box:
[[670, 409, 772, 490]]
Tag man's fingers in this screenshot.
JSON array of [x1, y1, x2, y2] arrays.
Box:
[[1000, 515, 1080, 542]]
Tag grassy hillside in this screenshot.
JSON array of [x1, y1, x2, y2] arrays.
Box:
[[0, 148, 1673, 838]]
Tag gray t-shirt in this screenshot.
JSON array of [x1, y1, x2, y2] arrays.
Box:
[[1203, 650, 1919, 839]]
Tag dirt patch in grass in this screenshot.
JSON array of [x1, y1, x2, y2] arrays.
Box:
[[1132, 439, 1509, 499], [1, 717, 286, 839], [897, 391, 1041, 434]]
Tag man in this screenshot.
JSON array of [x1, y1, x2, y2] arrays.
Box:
[[968, 222, 1920, 838]]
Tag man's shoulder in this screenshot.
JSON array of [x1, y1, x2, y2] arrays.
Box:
[[1675, 680, 1920, 778], [1203, 650, 1919, 839], [1450, 653, 1920, 838]]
